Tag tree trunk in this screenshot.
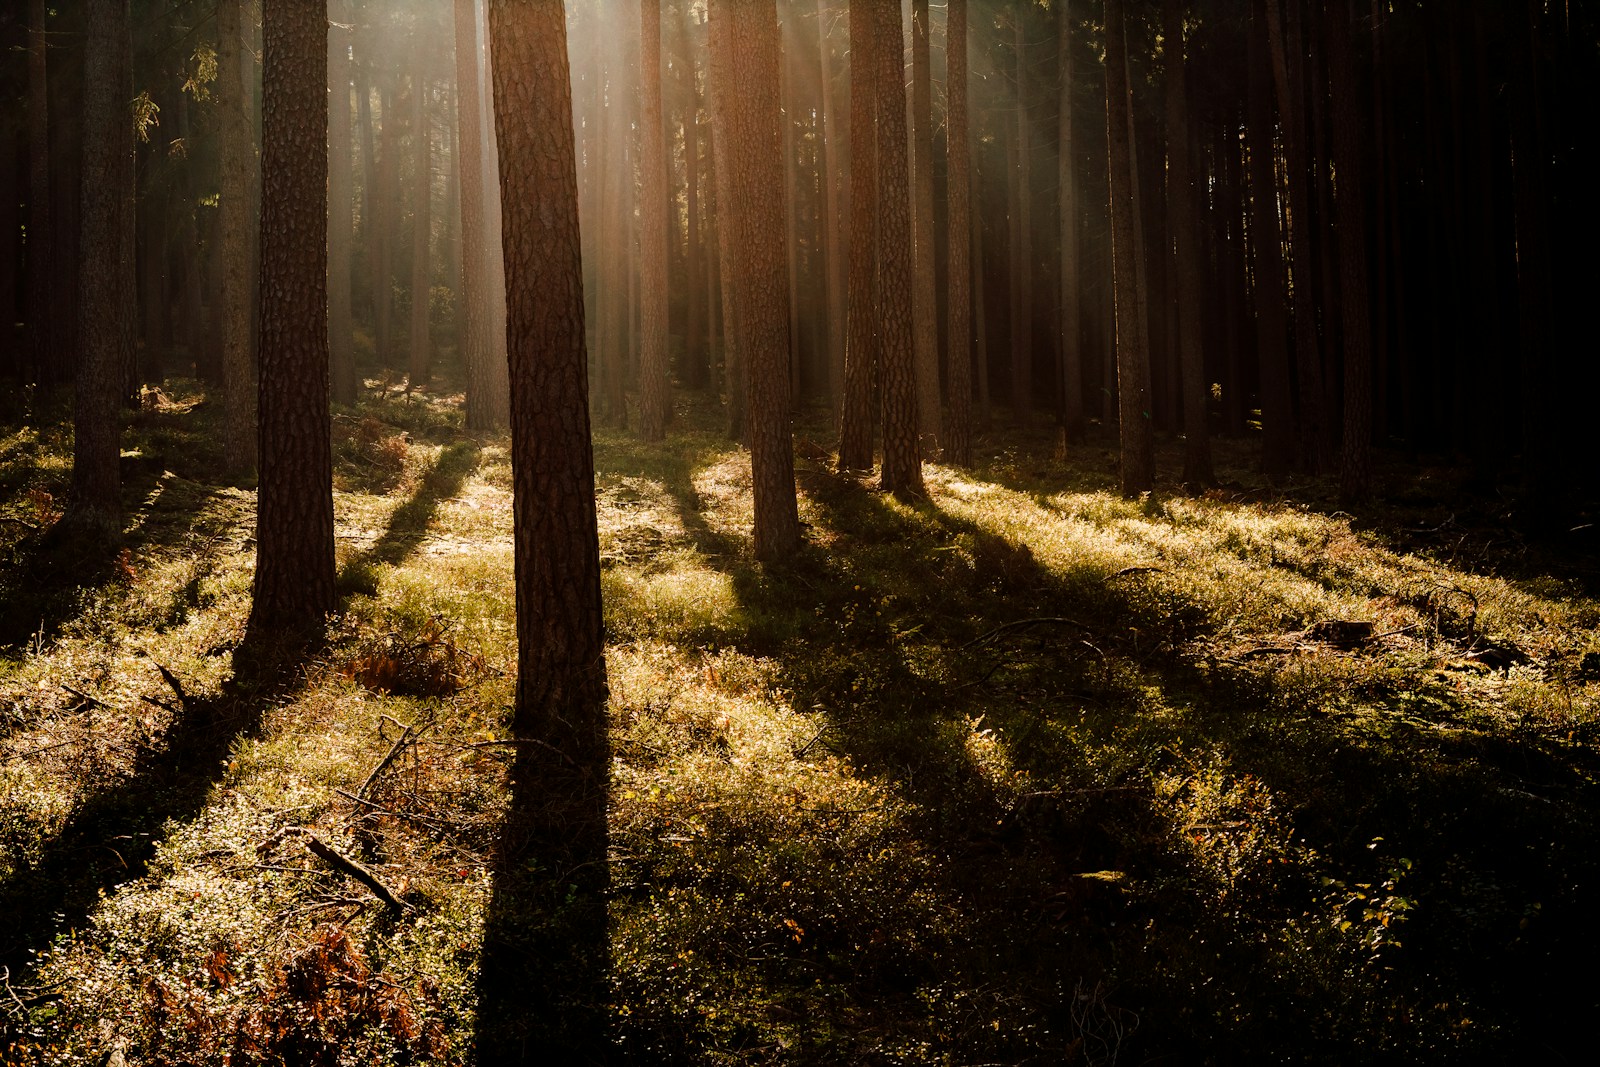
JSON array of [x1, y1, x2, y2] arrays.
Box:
[[455, 0, 498, 430], [639, 0, 670, 439], [70, 0, 132, 531], [837, 0, 877, 471], [707, 4, 746, 442], [25, 0, 53, 385], [1057, 0, 1084, 448], [1164, 0, 1212, 486], [408, 73, 433, 389], [873, 0, 922, 496], [174, 90, 208, 381], [1247, 0, 1294, 481], [1104, 0, 1153, 495], [1326, 0, 1370, 504], [910, 0, 941, 456], [817, 0, 845, 426], [1011, 10, 1032, 427], [945, 0, 972, 468], [711, 0, 802, 558], [218, 0, 257, 474], [1266, 0, 1326, 471], [328, 2, 357, 404], [375, 77, 400, 375], [479, 4, 609, 1059], [680, 12, 706, 391], [249, 0, 334, 639]]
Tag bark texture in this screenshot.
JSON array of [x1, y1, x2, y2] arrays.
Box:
[[712, 0, 801, 558], [480, 2, 609, 1060], [873, 0, 922, 496], [910, 0, 941, 456], [329, 1, 357, 404], [639, 0, 670, 440], [454, 0, 498, 430], [946, 0, 972, 468], [219, 0, 258, 474], [250, 0, 335, 637], [1105, 0, 1154, 495], [837, 0, 876, 471]]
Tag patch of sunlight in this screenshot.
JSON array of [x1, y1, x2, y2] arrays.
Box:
[[691, 452, 755, 543], [603, 558, 741, 641]]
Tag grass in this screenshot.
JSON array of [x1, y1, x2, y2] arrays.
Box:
[[1, 382, 1598, 1064]]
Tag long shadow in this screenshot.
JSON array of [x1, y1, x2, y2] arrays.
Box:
[[0, 649, 303, 1055], [648, 461, 1600, 1061], [338, 439, 481, 582]]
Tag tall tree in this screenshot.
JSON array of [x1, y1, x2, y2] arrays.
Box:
[[69, 0, 133, 530], [249, 0, 335, 638], [712, 0, 802, 558], [836, 0, 876, 471], [1011, 7, 1033, 427], [478, 1, 608, 1058], [329, 0, 358, 404], [455, 0, 498, 430], [1104, 0, 1153, 495], [946, 0, 973, 468], [408, 71, 433, 389], [24, 0, 53, 385], [874, 0, 921, 496], [706, 5, 746, 442], [816, 0, 845, 423], [1056, 0, 1084, 448], [1326, 0, 1371, 504], [639, 0, 670, 440], [1247, 0, 1294, 480], [1164, 0, 1212, 486], [910, 0, 941, 456], [218, 0, 257, 475]]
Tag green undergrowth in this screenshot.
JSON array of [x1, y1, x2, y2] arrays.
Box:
[[0, 388, 1597, 1064]]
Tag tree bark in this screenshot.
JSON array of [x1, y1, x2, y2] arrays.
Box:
[[873, 0, 922, 496], [408, 72, 433, 389], [455, 0, 498, 430], [837, 0, 876, 470], [1104, 0, 1153, 495], [1326, 0, 1371, 505], [1247, 0, 1294, 481], [25, 0, 54, 385], [219, 0, 257, 474], [945, 0, 973, 468], [70, 0, 132, 530], [910, 0, 941, 456], [639, 0, 670, 440], [711, 0, 802, 558], [249, 0, 335, 638], [817, 0, 845, 426], [1057, 0, 1083, 449], [707, 3, 746, 442], [1164, 0, 1212, 486], [328, 1, 357, 404], [480, 3, 609, 1060], [1011, 9, 1032, 427], [374, 76, 399, 374]]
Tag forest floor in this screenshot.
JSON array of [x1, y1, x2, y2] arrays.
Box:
[[0, 378, 1598, 1065]]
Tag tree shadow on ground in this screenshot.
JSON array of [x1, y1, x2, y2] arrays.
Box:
[[337, 440, 482, 585], [652, 457, 1600, 1062], [0, 646, 305, 1055]]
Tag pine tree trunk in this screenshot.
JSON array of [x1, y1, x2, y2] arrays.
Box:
[[945, 0, 973, 468], [375, 77, 400, 375], [1057, 0, 1084, 448], [1011, 11, 1032, 428], [249, 0, 335, 638], [219, 0, 257, 474], [175, 91, 207, 381], [680, 12, 706, 391], [1326, 0, 1371, 505], [910, 0, 941, 456], [837, 0, 876, 470], [1105, 0, 1153, 495], [328, 2, 357, 404], [1164, 0, 1212, 486], [817, 0, 846, 427], [781, 40, 801, 399], [407, 74, 433, 390], [712, 0, 802, 558], [707, 4, 746, 442], [873, 0, 922, 496], [25, 0, 53, 385], [638, 0, 669, 439], [70, 0, 132, 531], [479, 4, 609, 1057], [1247, 0, 1294, 481], [455, 0, 499, 430]]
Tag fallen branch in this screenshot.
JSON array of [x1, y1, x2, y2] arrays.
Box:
[[300, 831, 410, 911], [965, 616, 1092, 649], [61, 684, 112, 711], [149, 660, 189, 710], [1105, 565, 1164, 581], [357, 718, 421, 799]]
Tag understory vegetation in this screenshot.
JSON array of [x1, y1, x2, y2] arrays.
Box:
[[1, 383, 1597, 1064]]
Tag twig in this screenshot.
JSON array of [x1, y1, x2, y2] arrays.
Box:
[[300, 831, 410, 911], [1105, 565, 1164, 580], [965, 616, 1092, 648], [61, 684, 112, 710], [149, 660, 188, 710], [358, 719, 419, 799]]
